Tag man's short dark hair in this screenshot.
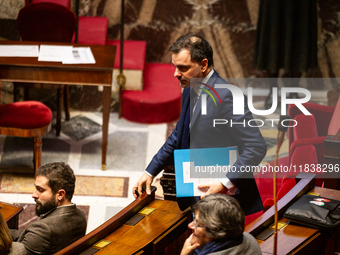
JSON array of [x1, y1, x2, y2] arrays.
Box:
[[192, 194, 245, 239], [169, 32, 214, 68], [36, 162, 76, 201]]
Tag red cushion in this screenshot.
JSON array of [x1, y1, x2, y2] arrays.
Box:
[[107, 40, 146, 70], [289, 137, 326, 165], [278, 178, 297, 199], [72, 17, 108, 45], [0, 101, 52, 129], [122, 63, 181, 124], [255, 156, 289, 205], [287, 144, 324, 187], [293, 114, 318, 140], [288, 103, 335, 148], [263, 199, 274, 212], [263, 178, 297, 211]]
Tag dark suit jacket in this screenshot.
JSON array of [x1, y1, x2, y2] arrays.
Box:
[[10, 204, 87, 255], [4, 242, 26, 255], [146, 71, 267, 215]]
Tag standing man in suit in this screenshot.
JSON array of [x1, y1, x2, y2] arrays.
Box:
[[133, 33, 267, 215], [10, 162, 87, 255]]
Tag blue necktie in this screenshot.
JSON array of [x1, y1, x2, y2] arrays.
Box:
[[181, 89, 198, 149]]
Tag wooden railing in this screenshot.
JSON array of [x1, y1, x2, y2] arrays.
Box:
[[55, 187, 157, 255], [245, 172, 316, 237]]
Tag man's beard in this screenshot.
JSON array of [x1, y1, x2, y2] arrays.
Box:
[[178, 66, 202, 88], [35, 197, 58, 216]]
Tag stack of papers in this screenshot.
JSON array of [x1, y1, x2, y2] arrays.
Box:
[[39, 45, 95, 64], [0, 45, 39, 57], [0, 44, 95, 64]]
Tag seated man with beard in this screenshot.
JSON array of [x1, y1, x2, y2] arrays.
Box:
[[181, 194, 261, 255], [10, 162, 87, 255]]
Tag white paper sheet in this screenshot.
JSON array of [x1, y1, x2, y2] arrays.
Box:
[[182, 161, 212, 197], [62, 47, 96, 64], [0, 45, 39, 57], [38, 45, 95, 64], [38, 45, 73, 62]]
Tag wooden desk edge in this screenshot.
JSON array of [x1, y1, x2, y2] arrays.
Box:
[[0, 201, 23, 220], [55, 188, 157, 255], [245, 173, 316, 237], [0, 202, 23, 229]]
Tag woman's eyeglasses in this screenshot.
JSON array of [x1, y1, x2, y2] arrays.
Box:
[[192, 212, 204, 229]]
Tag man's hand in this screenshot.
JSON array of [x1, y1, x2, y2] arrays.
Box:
[[180, 234, 200, 255], [198, 182, 228, 199], [132, 172, 154, 198]]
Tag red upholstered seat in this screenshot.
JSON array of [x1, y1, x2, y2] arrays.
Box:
[[72, 17, 108, 45], [266, 103, 335, 169], [293, 114, 318, 140], [289, 103, 335, 145], [121, 63, 181, 124], [107, 40, 146, 70], [262, 144, 323, 212], [0, 101, 52, 173], [263, 178, 297, 212], [255, 156, 289, 207], [0, 101, 52, 129], [283, 144, 324, 185], [257, 102, 335, 212]]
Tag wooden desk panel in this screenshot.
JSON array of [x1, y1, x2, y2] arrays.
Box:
[[0, 201, 23, 229], [0, 41, 115, 169], [0, 41, 114, 86], [93, 200, 189, 255], [0, 41, 114, 71], [55, 188, 190, 255], [248, 175, 340, 255], [0, 65, 113, 86], [259, 221, 320, 255]]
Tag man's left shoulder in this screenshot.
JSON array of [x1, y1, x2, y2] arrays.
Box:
[[209, 74, 236, 94], [49, 205, 85, 219]]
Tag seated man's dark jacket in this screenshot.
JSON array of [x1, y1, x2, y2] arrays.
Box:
[[145, 71, 267, 215], [10, 204, 87, 255]]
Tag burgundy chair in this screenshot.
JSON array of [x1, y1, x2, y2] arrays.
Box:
[[287, 102, 335, 166], [262, 144, 320, 211], [24, 0, 70, 8], [17, 3, 76, 43], [16, 2, 77, 136], [0, 101, 52, 174], [255, 102, 335, 215], [72, 17, 108, 45]]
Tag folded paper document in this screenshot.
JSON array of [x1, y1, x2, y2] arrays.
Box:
[[39, 45, 95, 64], [0, 45, 39, 57]]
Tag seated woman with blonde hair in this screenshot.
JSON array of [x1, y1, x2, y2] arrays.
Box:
[[0, 212, 25, 255]]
